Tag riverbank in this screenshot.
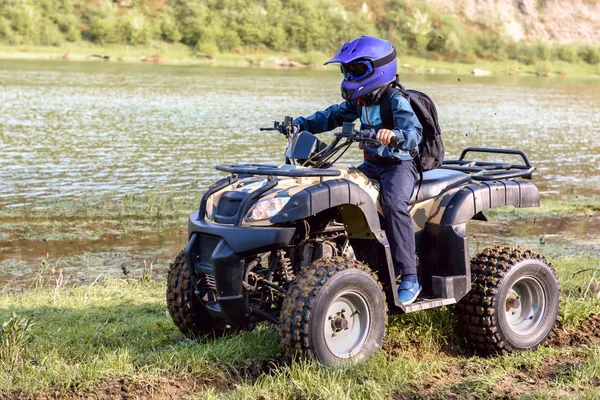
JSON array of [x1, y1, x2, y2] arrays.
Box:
[[1, 42, 599, 78], [1, 192, 599, 291]]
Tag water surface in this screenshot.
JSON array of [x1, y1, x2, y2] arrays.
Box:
[[1, 60, 599, 288], [1, 60, 599, 207]]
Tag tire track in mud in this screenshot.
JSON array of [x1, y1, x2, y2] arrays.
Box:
[[386, 313, 600, 399]]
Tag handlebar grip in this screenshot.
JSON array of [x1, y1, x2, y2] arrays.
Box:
[[390, 136, 402, 148]]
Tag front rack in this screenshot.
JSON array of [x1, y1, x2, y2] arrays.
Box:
[[441, 147, 534, 181], [216, 164, 341, 177]]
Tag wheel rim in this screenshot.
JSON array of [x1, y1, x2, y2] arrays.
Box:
[[323, 290, 371, 359], [504, 276, 546, 336]]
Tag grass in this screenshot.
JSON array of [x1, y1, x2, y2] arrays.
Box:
[[0, 312, 32, 371], [0, 189, 198, 243], [398, 55, 600, 77], [0, 42, 599, 78], [0, 189, 201, 219], [485, 195, 600, 220], [0, 255, 599, 399]]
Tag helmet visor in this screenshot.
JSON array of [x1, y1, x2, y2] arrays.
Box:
[[341, 60, 374, 82]]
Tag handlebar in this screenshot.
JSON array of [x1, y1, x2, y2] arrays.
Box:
[[333, 122, 402, 148], [261, 119, 403, 148], [260, 116, 298, 136]]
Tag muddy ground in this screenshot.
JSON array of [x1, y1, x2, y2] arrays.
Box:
[[0, 314, 597, 400]]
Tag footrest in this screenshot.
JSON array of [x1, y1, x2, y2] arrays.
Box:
[[402, 297, 456, 313]]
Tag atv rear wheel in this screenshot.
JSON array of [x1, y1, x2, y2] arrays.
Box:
[[279, 256, 387, 365], [456, 246, 560, 354], [166, 251, 230, 337]]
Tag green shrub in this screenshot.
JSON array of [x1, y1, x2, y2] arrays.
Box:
[[61, 15, 81, 42], [88, 17, 117, 44], [0, 312, 32, 370], [535, 41, 553, 60], [579, 45, 600, 64], [195, 40, 218, 58], [117, 10, 155, 45], [507, 40, 537, 64], [558, 45, 579, 63], [37, 19, 63, 46], [475, 31, 508, 60], [153, 4, 180, 43], [0, 16, 13, 41], [83, 1, 120, 44], [426, 15, 471, 60], [405, 8, 432, 51]]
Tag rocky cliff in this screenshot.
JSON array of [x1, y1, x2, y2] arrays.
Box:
[[423, 0, 600, 44]]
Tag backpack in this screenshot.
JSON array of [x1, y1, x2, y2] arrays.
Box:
[[379, 75, 444, 171]]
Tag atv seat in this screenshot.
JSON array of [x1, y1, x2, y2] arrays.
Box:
[[370, 169, 471, 205], [409, 169, 471, 204]]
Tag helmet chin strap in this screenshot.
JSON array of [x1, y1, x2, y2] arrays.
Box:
[[358, 83, 392, 106]]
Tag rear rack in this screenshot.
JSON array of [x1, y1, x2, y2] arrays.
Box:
[[441, 147, 534, 181], [216, 164, 341, 177]]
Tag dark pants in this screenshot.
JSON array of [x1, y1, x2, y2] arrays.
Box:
[[358, 158, 418, 277]]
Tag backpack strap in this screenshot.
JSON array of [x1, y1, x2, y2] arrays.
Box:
[[379, 85, 403, 130], [384, 75, 425, 202]]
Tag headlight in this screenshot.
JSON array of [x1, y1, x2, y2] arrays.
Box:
[[246, 197, 290, 221]]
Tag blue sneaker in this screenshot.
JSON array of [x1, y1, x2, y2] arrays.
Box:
[[398, 280, 422, 305]]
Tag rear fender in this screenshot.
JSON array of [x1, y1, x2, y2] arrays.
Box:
[[418, 180, 540, 301]]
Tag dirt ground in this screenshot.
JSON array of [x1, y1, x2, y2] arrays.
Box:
[[3, 314, 600, 400]]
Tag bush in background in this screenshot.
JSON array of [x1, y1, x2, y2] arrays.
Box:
[[0, 0, 598, 67]]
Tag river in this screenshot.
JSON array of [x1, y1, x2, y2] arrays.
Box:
[[1, 60, 599, 207]]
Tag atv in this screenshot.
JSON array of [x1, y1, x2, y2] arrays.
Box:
[[166, 117, 560, 365]]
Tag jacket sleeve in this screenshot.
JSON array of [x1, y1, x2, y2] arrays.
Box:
[[293, 101, 360, 134], [391, 94, 423, 152]]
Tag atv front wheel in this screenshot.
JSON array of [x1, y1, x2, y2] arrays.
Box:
[[456, 246, 560, 354], [166, 251, 230, 337], [279, 257, 387, 365]]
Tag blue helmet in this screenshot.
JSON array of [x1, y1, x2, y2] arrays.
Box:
[[324, 36, 397, 102]]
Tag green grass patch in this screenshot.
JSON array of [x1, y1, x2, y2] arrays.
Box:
[[0, 189, 202, 220], [485, 195, 600, 220], [1, 42, 599, 78], [0, 254, 599, 398]]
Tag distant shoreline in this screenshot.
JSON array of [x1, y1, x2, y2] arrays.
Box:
[[1, 43, 599, 78]]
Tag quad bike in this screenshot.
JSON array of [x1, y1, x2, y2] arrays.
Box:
[[166, 118, 560, 365]]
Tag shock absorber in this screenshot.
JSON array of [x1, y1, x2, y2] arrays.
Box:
[[277, 250, 295, 284]]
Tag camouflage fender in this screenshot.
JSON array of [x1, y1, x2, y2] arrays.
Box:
[[438, 180, 540, 225], [416, 179, 540, 301], [269, 178, 385, 240]]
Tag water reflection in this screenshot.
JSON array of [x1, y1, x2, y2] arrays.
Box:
[[1, 60, 599, 208]]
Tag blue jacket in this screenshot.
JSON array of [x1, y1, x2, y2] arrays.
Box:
[[293, 92, 422, 161]]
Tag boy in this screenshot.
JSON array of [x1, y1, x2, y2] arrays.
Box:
[[293, 35, 423, 305]]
